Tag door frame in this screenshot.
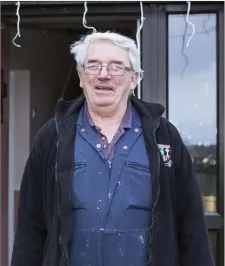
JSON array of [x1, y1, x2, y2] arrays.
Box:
[[1, 1, 224, 265], [0, 26, 10, 266]]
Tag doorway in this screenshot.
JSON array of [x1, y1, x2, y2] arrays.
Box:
[[7, 17, 139, 264]]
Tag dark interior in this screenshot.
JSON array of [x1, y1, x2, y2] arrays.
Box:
[[8, 16, 138, 101]]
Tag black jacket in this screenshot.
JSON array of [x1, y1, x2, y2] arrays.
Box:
[[11, 95, 214, 266]]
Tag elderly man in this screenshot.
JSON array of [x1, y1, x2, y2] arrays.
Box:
[[12, 32, 214, 266]]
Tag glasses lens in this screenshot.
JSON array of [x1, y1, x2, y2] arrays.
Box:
[[84, 63, 128, 76], [85, 63, 100, 74], [108, 64, 125, 76]]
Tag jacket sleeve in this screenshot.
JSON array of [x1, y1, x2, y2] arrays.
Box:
[[173, 128, 215, 266], [11, 131, 47, 266]]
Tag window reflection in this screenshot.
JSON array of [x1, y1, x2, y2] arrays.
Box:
[[168, 14, 217, 212]]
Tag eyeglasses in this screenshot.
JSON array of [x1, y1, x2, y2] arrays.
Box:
[[83, 62, 133, 76]]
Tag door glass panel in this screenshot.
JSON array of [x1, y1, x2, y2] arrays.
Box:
[[168, 14, 217, 212]]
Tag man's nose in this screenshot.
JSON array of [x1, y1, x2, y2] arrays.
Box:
[[97, 66, 110, 79]]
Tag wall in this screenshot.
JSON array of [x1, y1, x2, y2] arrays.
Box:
[[10, 28, 74, 145], [9, 71, 30, 190], [8, 70, 30, 262], [10, 28, 74, 188]]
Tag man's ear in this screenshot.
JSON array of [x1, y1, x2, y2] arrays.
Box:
[[131, 72, 139, 90], [78, 71, 83, 88]]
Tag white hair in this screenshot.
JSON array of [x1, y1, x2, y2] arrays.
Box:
[[70, 31, 144, 84]]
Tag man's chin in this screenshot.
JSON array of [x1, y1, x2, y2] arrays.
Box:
[[93, 98, 115, 107], [94, 101, 114, 107]]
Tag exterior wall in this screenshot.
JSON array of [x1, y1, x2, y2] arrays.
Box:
[[9, 28, 74, 188]]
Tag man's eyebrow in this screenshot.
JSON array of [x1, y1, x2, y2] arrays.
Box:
[[86, 59, 125, 65], [86, 59, 99, 64], [110, 60, 124, 65]]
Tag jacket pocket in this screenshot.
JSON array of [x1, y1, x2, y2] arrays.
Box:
[[125, 162, 150, 172], [73, 162, 86, 170], [122, 161, 151, 211]]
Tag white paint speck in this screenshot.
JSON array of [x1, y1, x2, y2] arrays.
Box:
[[108, 192, 111, 199], [97, 200, 102, 210], [98, 171, 103, 174], [139, 235, 145, 244], [117, 181, 121, 185]]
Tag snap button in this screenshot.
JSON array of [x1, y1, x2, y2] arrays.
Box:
[[96, 144, 101, 148], [81, 128, 85, 132], [123, 145, 128, 150], [134, 128, 139, 133]]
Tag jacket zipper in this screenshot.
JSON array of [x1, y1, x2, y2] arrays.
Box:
[[148, 125, 161, 265], [55, 115, 67, 266]]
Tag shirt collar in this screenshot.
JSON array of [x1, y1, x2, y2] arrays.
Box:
[[84, 100, 132, 130]]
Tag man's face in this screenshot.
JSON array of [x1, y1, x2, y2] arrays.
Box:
[[78, 40, 138, 109]]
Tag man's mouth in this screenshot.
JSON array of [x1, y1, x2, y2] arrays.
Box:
[[95, 86, 114, 91]]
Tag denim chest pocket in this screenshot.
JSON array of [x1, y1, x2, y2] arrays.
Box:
[[72, 162, 89, 209], [122, 161, 152, 211]]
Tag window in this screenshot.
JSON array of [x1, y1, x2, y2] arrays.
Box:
[[141, 2, 224, 264], [168, 13, 217, 212]]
